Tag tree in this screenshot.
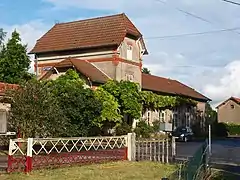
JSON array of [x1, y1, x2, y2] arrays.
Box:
[[142, 67, 151, 74], [0, 30, 31, 84], [93, 87, 122, 128], [205, 103, 217, 125], [0, 28, 6, 47], [101, 80, 142, 125], [48, 70, 102, 136], [8, 80, 69, 138]]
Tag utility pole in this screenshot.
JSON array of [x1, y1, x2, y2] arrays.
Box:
[[208, 114, 212, 155]]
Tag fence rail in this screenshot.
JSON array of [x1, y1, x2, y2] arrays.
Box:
[[7, 135, 128, 173], [136, 138, 175, 163]]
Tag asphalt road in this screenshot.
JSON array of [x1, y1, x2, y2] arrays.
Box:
[[176, 138, 240, 163], [176, 137, 240, 174]]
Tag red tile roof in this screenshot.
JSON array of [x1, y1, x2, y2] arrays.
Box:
[[142, 74, 210, 101], [231, 97, 240, 103], [0, 82, 19, 96], [30, 13, 143, 54], [40, 58, 110, 83], [41, 59, 210, 101]]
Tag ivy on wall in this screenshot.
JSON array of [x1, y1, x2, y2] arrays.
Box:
[[141, 91, 197, 112]]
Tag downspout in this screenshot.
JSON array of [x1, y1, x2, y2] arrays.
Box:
[[35, 54, 38, 78], [87, 77, 93, 88]]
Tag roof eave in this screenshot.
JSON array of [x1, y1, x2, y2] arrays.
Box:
[[29, 43, 120, 55]]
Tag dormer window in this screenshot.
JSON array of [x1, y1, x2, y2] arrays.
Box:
[[127, 44, 133, 60]]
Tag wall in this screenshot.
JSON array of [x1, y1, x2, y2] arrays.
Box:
[[218, 100, 240, 124], [91, 61, 116, 79], [119, 37, 140, 62], [115, 61, 141, 85]]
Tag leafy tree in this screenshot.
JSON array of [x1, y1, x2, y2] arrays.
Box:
[[205, 102, 217, 125], [0, 30, 31, 84], [142, 67, 151, 74], [93, 87, 122, 128], [101, 80, 142, 124], [48, 70, 102, 137], [8, 80, 69, 138], [0, 28, 6, 47]]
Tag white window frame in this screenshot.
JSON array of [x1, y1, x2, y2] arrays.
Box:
[[127, 44, 133, 60], [159, 111, 166, 122], [125, 74, 134, 82], [0, 110, 7, 134]]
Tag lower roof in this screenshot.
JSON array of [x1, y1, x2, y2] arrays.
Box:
[[41, 58, 210, 102]]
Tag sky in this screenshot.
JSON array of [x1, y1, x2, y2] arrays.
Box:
[[1, 0, 240, 107]]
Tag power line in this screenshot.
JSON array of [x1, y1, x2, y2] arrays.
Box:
[[145, 27, 240, 39], [155, 0, 212, 24], [222, 0, 240, 6], [154, 0, 240, 37]]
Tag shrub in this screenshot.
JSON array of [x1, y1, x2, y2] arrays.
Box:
[[134, 121, 153, 138], [115, 122, 132, 135], [225, 123, 240, 135], [152, 120, 160, 133], [212, 122, 228, 137]]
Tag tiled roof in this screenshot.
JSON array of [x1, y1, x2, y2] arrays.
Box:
[[30, 13, 142, 54], [142, 74, 210, 101], [0, 82, 19, 96], [231, 97, 240, 103], [41, 58, 110, 83]]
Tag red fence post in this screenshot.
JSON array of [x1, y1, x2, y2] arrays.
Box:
[[25, 138, 33, 173], [7, 155, 13, 173]]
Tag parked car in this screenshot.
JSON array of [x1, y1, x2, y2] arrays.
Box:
[[171, 126, 194, 142]]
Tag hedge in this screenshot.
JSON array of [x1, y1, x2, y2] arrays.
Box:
[[225, 123, 240, 135]]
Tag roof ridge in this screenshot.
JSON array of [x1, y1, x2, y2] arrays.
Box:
[[56, 13, 125, 26]]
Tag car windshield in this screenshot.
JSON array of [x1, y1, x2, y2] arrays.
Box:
[[174, 127, 187, 133]]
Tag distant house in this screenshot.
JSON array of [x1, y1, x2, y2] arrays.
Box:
[[216, 97, 240, 124], [30, 13, 210, 131]]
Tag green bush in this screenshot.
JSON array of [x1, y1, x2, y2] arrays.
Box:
[[152, 120, 160, 133], [225, 123, 240, 135], [115, 122, 132, 135], [212, 122, 228, 137], [134, 121, 153, 138]]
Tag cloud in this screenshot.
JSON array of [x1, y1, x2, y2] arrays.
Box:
[[203, 60, 240, 105]]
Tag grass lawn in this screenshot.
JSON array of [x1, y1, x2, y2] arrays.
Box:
[[210, 169, 240, 180], [0, 161, 176, 180]]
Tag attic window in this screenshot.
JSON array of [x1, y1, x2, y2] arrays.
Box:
[[231, 104, 235, 109]]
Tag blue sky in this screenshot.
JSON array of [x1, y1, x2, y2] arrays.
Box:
[[2, 0, 240, 106]]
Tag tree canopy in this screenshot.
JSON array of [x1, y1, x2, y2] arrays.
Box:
[[47, 70, 102, 136], [142, 67, 151, 74], [0, 30, 32, 84], [8, 80, 69, 138], [0, 28, 6, 47]]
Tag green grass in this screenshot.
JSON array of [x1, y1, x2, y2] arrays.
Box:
[[210, 169, 240, 180], [0, 161, 176, 180]]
